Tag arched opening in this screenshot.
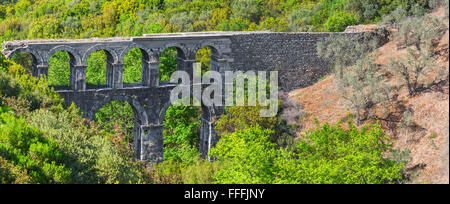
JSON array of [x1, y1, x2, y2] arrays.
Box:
[[10, 52, 37, 75], [196, 46, 211, 75], [95, 100, 140, 159], [123, 48, 149, 86], [48, 51, 74, 88], [86, 50, 113, 89], [162, 98, 202, 165], [159, 47, 186, 83], [197, 45, 223, 73]]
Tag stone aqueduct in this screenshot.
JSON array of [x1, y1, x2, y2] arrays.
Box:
[[1, 31, 366, 163]]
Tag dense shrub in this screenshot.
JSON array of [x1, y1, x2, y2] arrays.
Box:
[[324, 10, 359, 32], [210, 120, 404, 184], [0, 156, 32, 184], [0, 110, 72, 184], [29, 107, 146, 184], [291, 120, 404, 184], [163, 102, 201, 164]]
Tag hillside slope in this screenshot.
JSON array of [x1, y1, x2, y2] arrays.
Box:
[[288, 8, 449, 184]]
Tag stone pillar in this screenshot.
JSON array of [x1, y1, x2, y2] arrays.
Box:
[[177, 57, 196, 79], [70, 65, 86, 91], [200, 117, 221, 160], [34, 64, 49, 79], [142, 60, 160, 87], [140, 124, 164, 163], [199, 106, 223, 160], [133, 121, 142, 160], [210, 55, 229, 73], [107, 63, 123, 89]]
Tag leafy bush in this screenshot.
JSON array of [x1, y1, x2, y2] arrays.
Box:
[[288, 9, 315, 32], [0, 58, 63, 111], [29, 107, 145, 184], [48, 51, 71, 86], [210, 119, 404, 184], [0, 156, 32, 184], [210, 126, 277, 184], [231, 0, 262, 22], [163, 102, 201, 164], [324, 10, 359, 32], [0, 110, 72, 184], [181, 158, 222, 184], [291, 120, 404, 184]]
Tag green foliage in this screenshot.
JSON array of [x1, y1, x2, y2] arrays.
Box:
[[29, 107, 145, 184], [216, 105, 278, 136], [211, 119, 404, 184], [196, 46, 211, 72], [1, 56, 145, 184], [210, 126, 277, 184], [231, 0, 262, 22], [123, 48, 143, 83], [292, 120, 404, 184], [95, 101, 135, 150], [2, 0, 424, 43], [0, 58, 63, 111], [181, 158, 222, 184], [163, 101, 202, 164], [0, 156, 32, 184], [0, 110, 72, 184], [288, 8, 315, 32], [28, 15, 62, 39], [324, 10, 359, 32], [147, 159, 184, 184], [48, 51, 71, 87], [86, 50, 107, 86], [159, 47, 177, 81]]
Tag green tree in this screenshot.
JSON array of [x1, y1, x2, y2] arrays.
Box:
[[163, 101, 202, 164], [28, 15, 62, 39], [0, 110, 72, 184], [325, 10, 359, 32], [210, 126, 277, 184]]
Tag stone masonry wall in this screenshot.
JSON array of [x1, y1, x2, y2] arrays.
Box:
[[229, 32, 354, 91]]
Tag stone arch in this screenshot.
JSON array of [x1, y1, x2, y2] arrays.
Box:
[[87, 95, 148, 124], [83, 45, 119, 88], [82, 44, 119, 65], [196, 41, 224, 57], [158, 44, 190, 82], [7, 48, 44, 65], [47, 45, 82, 66], [160, 43, 188, 59], [118, 44, 151, 64], [159, 98, 211, 125], [158, 97, 217, 158], [119, 44, 153, 85], [87, 95, 149, 160], [195, 42, 230, 73]]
